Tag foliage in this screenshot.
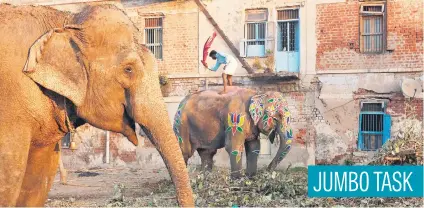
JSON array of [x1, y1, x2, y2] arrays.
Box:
[[158, 73, 169, 86], [108, 167, 423, 207], [369, 98, 423, 165], [343, 159, 354, 166], [264, 49, 275, 73], [252, 57, 262, 70]]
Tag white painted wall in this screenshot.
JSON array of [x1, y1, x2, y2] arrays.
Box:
[[199, 0, 319, 75]]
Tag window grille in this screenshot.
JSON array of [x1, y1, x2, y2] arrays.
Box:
[[145, 18, 163, 60], [358, 102, 391, 151], [360, 4, 385, 53], [245, 9, 267, 22], [245, 22, 266, 47], [277, 9, 299, 52], [243, 9, 268, 57]]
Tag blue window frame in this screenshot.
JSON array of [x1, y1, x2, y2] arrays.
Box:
[[244, 9, 267, 57], [358, 102, 391, 151]]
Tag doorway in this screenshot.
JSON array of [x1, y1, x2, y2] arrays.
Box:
[[275, 9, 300, 73]]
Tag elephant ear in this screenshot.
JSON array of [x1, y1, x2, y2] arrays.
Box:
[[23, 27, 88, 106], [248, 94, 266, 125]]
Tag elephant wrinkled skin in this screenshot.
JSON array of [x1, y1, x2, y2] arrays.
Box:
[[0, 4, 193, 207], [173, 86, 294, 178]]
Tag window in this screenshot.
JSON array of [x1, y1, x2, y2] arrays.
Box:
[[277, 9, 299, 52], [145, 18, 163, 59], [358, 101, 391, 151], [360, 4, 385, 53], [244, 9, 267, 57]]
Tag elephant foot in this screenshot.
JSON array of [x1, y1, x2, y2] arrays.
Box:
[[245, 172, 257, 179], [229, 170, 243, 180]]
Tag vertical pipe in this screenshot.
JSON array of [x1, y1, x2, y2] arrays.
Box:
[[105, 130, 110, 164], [205, 78, 209, 90]]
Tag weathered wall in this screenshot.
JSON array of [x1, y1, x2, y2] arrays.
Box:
[[201, 0, 318, 75], [315, 72, 423, 164], [125, 0, 200, 74], [316, 0, 423, 72]]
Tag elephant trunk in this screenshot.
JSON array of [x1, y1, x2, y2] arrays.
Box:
[[267, 124, 292, 171], [138, 122, 194, 206], [131, 71, 194, 206]]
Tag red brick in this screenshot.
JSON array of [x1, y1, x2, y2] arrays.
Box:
[[316, 0, 423, 71]]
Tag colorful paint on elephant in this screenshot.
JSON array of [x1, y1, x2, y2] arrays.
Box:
[[174, 102, 186, 143], [262, 113, 274, 128], [174, 102, 185, 126], [226, 113, 245, 136], [231, 144, 244, 163], [278, 145, 292, 160], [177, 136, 183, 144], [249, 95, 264, 125]]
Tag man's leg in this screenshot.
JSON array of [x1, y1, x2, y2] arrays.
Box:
[[227, 75, 233, 86], [220, 73, 228, 94]]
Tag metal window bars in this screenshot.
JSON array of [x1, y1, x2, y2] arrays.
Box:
[[145, 18, 163, 60], [245, 22, 266, 46], [359, 102, 385, 151], [360, 4, 385, 53], [277, 9, 299, 52]]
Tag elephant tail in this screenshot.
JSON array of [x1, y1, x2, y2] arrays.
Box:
[[267, 125, 293, 171]]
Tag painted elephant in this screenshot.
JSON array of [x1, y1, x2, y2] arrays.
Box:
[[0, 4, 193, 206], [173, 86, 294, 178]]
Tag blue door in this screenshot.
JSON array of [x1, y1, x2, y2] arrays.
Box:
[[275, 20, 300, 72]]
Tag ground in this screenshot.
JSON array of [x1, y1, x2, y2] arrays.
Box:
[[46, 167, 173, 207], [46, 166, 424, 207]]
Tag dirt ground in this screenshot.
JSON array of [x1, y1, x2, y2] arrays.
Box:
[[46, 167, 174, 207]]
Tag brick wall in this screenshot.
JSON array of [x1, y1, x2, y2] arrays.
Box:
[[316, 0, 423, 71], [127, 0, 199, 74], [387, 94, 423, 121]]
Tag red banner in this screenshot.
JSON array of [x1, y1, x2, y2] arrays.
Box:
[[201, 31, 217, 68]]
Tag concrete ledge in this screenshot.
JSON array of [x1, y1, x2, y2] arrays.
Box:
[[167, 73, 248, 78], [317, 68, 423, 74], [1, 0, 112, 6], [316, 0, 346, 4], [164, 96, 185, 103]]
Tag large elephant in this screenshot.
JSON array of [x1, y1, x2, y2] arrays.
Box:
[[173, 86, 294, 178], [0, 4, 193, 207]]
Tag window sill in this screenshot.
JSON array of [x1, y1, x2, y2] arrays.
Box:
[[317, 68, 423, 74], [245, 56, 267, 59]]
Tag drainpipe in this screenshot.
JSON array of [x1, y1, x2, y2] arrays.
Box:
[[105, 131, 110, 164]]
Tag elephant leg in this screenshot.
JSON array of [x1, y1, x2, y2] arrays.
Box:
[[244, 139, 260, 177], [225, 136, 244, 179], [0, 132, 31, 206], [16, 142, 60, 206], [197, 148, 217, 171]]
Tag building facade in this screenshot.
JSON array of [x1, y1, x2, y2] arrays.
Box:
[[1, 0, 422, 169]]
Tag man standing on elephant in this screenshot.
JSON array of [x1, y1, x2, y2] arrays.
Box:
[[206, 50, 238, 94]]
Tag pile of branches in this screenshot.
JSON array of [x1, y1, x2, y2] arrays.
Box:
[[116, 167, 422, 207], [369, 100, 423, 165], [370, 121, 422, 165]]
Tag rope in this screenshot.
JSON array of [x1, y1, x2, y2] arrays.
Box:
[[63, 98, 82, 149]]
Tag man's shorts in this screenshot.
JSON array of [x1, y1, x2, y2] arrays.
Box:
[[223, 57, 237, 76]]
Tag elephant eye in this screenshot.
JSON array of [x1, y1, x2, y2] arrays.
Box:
[[124, 67, 133, 73]]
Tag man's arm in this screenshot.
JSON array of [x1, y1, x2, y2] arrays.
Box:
[[210, 61, 221, 71]]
